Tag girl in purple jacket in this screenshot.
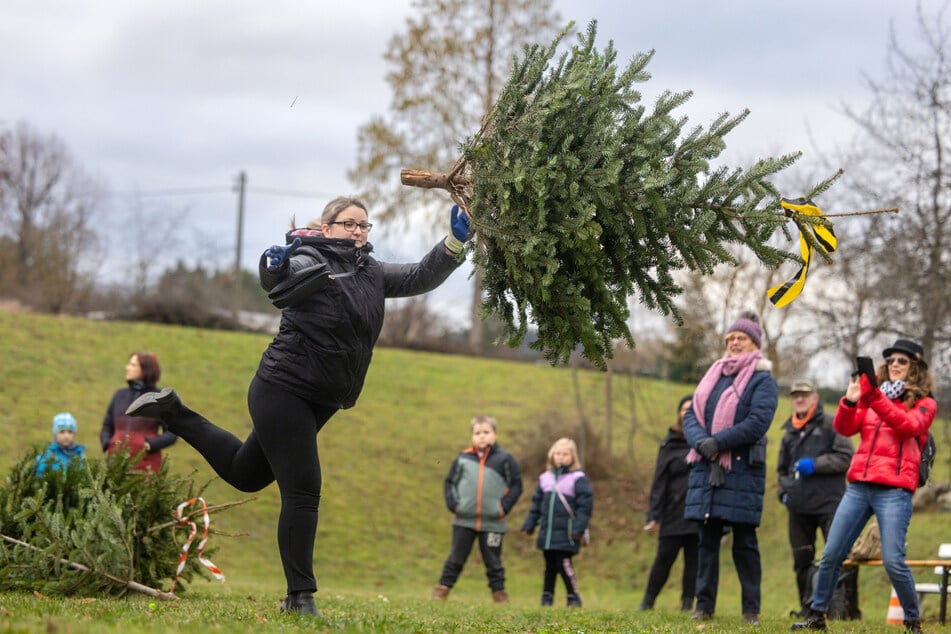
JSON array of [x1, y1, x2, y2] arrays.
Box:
[[521, 438, 594, 607]]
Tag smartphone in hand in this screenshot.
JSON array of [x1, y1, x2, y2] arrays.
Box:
[[856, 356, 877, 388]]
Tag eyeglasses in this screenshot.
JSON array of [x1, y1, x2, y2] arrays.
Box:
[[328, 220, 373, 232], [885, 356, 910, 366], [724, 334, 750, 344]]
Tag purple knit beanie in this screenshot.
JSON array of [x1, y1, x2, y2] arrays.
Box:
[[726, 311, 762, 348]]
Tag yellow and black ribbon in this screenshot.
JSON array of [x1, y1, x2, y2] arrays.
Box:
[[767, 197, 837, 308]]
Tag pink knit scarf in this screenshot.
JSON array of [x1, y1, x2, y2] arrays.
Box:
[[686, 349, 762, 471]]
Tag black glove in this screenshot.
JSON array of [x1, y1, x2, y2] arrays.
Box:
[[696, 437, 719, 460], [709, 462, 726, 487]]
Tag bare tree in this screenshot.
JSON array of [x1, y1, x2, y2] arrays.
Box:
[[835, 3, 951, 359], [666, 241, 812, 383], [348, 0, 565, 353], [0, 122, 102, 312]]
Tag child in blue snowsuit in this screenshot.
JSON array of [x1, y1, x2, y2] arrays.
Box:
[[521, 437, 594, 607], [36, 412, 87, 475]]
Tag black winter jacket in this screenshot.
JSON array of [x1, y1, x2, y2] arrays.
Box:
[[256, 233, 461, 408], [646, 429, 697, 537], [776, 406, 853, 515]]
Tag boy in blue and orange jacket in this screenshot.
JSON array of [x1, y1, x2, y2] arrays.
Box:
[[432, 414, 522, 603]]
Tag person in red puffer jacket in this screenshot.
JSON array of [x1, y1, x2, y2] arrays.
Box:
[[793, 339, 936, 633]]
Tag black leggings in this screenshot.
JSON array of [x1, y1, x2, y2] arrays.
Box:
[[543, 550, 579, 597], [166, 375, 335, 594], [644, 533, 699, 604]]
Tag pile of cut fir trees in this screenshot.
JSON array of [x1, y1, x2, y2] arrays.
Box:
[[0, 449, 246, 599]]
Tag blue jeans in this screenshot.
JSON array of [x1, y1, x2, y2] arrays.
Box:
[[810, 482, 917, 620]]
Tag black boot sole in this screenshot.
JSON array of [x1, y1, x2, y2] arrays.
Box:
[[126, 387, 180, 418]]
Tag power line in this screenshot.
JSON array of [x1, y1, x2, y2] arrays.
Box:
[[247, 187, 335, 199], [109, 186, 232, 197], [106, 185, 334, 199]]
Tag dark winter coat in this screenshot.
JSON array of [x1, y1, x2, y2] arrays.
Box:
[[521, 466, 593, 554], [834, 389, 936, 492], [444, 443, 523, 534], [777, 405, 853, 515], [101, 381, 177, 473], [256, 233, 461, 409], [35, 442, 86, 475], [683, 361, 778, 526], [646, 429, 697, 537]]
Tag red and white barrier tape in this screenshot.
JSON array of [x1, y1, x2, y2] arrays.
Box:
[[170, 497, 225, 594]]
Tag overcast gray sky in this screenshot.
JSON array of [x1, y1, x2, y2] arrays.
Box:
[[1, 0, 943, 323]]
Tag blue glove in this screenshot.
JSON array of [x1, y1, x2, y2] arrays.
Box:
[[444, 205, 471, 254], [450, 205, 471, 241], [794, 457, 815, 476], [266, 237, 301, 270]]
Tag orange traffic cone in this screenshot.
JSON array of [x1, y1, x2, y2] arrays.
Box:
[[885, 586, 904, 625]]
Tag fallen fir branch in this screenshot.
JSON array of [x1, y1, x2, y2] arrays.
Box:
[[0, 534, 176, 601]]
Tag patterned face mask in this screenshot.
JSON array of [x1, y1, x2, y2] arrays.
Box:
[[880, 380, 906, 401]]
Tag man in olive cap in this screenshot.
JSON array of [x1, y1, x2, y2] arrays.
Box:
[[777, 380, 855, 618]]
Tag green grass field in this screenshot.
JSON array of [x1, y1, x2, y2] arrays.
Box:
[[0, 311, 947, 633]]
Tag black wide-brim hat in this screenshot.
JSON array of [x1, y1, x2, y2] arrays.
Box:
[[882, 338, 927, 369]]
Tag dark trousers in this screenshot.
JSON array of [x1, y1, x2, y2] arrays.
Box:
[[543, 549, 579, 598], [788, 511, 835, 611], [696, 519, 761, 615], [167, 376, 335, 594], [643, 533, 699, 605], [438, 525, 506, 591]]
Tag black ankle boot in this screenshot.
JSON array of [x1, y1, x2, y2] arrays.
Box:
[[541, 591, 553, 606], [791, 609, 827, 631], [904, 619, 923, 634], [280, 590, 320, 617], [126, 387, 183, 419]]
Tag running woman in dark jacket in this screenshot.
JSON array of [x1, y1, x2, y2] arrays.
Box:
[[127, 196, 470, 616]]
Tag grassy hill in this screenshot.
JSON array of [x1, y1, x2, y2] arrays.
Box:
[[0, 310, 948, 630]]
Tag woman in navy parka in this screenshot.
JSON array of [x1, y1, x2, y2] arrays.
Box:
[[682, 311, 778, 625]]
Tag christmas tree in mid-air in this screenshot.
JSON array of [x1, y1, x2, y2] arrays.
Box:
[[402, 21, 836, 368]]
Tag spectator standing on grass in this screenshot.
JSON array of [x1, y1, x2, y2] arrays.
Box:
[[36, 412, 86, 475], [777, 379, 854, 618], [793, 339, 936, 634], [638, 394, 698, 613], [433, 414, 523, 604], [101, 352, 177, 474], [521, 437, 593, 608], [682, 311, 778, 627]]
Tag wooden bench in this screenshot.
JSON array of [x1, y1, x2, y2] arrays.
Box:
[[844, 544, 951, 625]]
